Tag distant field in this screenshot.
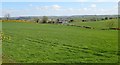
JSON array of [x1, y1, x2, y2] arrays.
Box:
[[70, 19, 118, 29], [2, 21, 118, 63]]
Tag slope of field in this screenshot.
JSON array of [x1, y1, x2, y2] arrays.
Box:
[[2, 22, 118, 63], [0, 21, 2, 64], [70, 19, 118, 29]]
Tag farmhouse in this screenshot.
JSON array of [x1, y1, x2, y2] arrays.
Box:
[[47, 19, 55, 23], [57, 18, 69, 24]]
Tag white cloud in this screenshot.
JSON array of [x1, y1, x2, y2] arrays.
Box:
[[83, 8, 87, 10], [91, 4, 96, 8], [42, 6, 49, 10], [52, 5, 61, 10], [35, 5, 61, 11], [1, 3, 118, 17], [75, 0, 88, 2], [35, 7, 40, 10], [67, 8, 74, 11], [35, 6, 49, 10], [2, 9, 15, 15], [95, 0, 119, 2], [2, 0, 119, 2], [100, 8, 105, 11]]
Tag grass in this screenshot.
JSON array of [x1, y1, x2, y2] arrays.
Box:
[[0, 21, 2, 64], [2, 21, 118, 63], [70, 19, 118, 29]]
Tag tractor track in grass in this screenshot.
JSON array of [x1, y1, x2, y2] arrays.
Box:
[[3, 33, 118, 62], [59, 43, 117, 58], [2, 22, 118, 62], [25, 37, 59, 47], [25, 37, 118, 58]]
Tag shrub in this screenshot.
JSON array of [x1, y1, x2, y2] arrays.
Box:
[[42, 16, 48, 23]]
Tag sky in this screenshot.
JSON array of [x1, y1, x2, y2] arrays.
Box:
[[1, 0, 120, 2], [1, 1, 119, 17]]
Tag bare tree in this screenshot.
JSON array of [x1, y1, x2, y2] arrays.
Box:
[[4, 13, 10, 20]]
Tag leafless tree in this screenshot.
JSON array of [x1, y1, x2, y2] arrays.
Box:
[[4, 13, 10, 20]]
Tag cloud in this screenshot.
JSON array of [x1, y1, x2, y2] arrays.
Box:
[[83, 8, 88, 10], [2, 0, 119, 2], [66, 8, 74, 12], [91, 4, 96, 8], [42, 6, 49, 10], [35, 6, 48, 10], [73, 0, 88, 2], [95, 0, 119, 2], [35, 5, 61, 11], [2, 7, 118, 17], [51, 5, 61, 10], [2, 9, 16, 15], [1, 3, 118, 17]]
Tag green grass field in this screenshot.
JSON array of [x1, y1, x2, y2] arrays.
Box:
[[0, 21, 2, 64], [70, 19, 118, 29], [2, 21, 118, 63]]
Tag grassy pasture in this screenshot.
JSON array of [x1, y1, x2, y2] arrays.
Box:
[[70, 19, 118, 29], [0, 21, 1, 64], [2, 21, 118, 63]]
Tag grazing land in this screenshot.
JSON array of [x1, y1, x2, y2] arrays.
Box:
[[2, 19, 118, 63], [70, 19, 118, 29]]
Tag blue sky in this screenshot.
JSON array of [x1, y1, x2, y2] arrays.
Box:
[[2, 2, 117, 9], [1, 0, 119, 2], [1, 2, 118, 17]]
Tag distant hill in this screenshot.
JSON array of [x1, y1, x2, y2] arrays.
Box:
[[0, 15, 118, 20]]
